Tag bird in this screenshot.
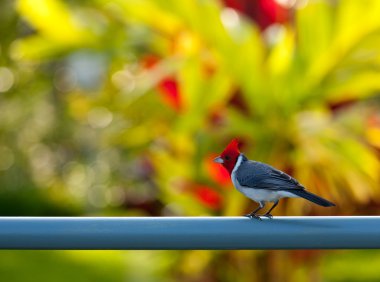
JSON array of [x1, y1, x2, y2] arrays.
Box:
[[213, 139, 335, 219]]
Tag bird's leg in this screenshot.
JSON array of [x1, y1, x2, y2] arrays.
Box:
[[245, 202, 265, 220], [261, 200, 279, 219]]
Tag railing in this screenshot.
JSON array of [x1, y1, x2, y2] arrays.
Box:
[[0, 216, 379, 250]]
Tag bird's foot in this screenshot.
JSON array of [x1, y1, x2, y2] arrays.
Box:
[[260, 213, 273, 219], [244, 213, 262, 221]]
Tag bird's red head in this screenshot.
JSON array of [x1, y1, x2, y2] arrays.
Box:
[[214, 139, 241, 175]]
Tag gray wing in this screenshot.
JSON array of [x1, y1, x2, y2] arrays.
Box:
[[235, 160, 304, 190]]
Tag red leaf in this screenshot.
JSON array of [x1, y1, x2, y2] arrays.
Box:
[[223, 0, 291, 30], [141, 55, 182, 112], [158, 77, 182, 111], [141, 54, 160, 69], [194, 185, 223, 210]]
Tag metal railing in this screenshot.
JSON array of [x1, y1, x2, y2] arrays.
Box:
[[0, 216, 379, 250]]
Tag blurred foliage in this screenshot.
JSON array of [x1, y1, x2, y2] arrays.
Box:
[[322, 250, 380, 282], [0, 250, 182, 282], [1, 250, 380, 282], [1, 0, 380, 281]]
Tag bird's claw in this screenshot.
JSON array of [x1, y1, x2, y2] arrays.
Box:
[[244, 214, 262, 221], [260, 213, 273, 219]]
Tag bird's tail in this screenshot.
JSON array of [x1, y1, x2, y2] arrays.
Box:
[[288, 190, 335, 207]]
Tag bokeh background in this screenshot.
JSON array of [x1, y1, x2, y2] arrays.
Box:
[[1, 0, 380, 281]]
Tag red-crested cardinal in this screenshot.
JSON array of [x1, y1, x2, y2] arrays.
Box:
[[214, 139, 335, 219]]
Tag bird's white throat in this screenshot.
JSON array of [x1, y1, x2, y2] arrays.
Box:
[[231, 154, 244, 177], [231, 154, 244, 189]]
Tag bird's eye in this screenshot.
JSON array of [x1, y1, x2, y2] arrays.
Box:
[[225, 156, 230, 160]]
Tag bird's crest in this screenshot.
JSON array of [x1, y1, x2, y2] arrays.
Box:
[[222, 138, 240, 154]]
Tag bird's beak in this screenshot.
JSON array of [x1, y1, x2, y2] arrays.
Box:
[[213, 156, 224, 164]]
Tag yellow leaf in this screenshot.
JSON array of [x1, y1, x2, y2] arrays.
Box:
[[366, 127, 380, 149], [17, 0, 90, 44]]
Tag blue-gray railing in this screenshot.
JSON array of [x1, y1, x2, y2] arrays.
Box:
[[0, 216, 379, 250]]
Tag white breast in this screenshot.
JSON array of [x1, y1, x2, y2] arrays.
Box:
[[231, 154, 298, 203]]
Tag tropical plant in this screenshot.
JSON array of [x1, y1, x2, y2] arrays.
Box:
[[1, 0, 380, 281]]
